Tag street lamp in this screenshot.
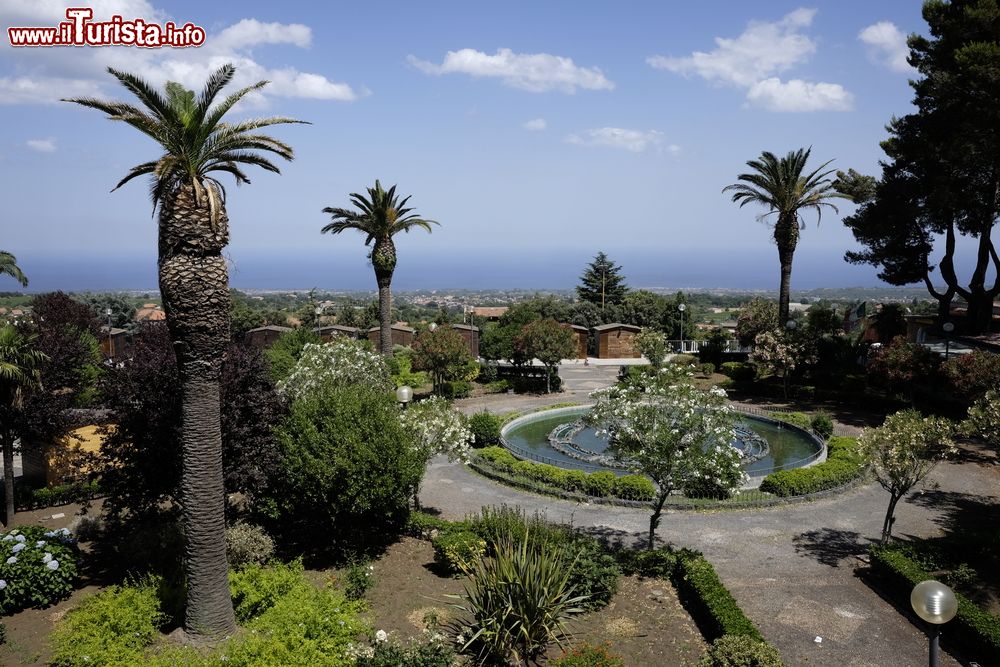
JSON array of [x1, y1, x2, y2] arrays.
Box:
[[429, 322, 438, 332], [396, 385, 413, 410], [785, 319, 798, 332], [678, 304, 686, 352], [942, 322, 954, 361], [911, 580, 958, 667], [105, 308, 113, 357]]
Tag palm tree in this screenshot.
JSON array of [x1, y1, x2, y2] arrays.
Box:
[[0, 251, 28, 287], [723, 148, 848, 324], [0, 325, 47, 528], [65, 64, 305, 638], [322, 181, 437, 355]]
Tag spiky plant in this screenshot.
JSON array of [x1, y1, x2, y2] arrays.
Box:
[[65, 64, 305, 638], [723, 148, 848, 324], [322, 181, 437, 355], [0, 251, 28, 288], [0, 325, 47, 527]]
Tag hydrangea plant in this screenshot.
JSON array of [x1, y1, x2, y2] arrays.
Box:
[[0, 526, 77, 614]]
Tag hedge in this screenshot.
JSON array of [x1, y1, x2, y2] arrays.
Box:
[[474, 448, 655, 502], [673, 550, 765, 643], [759, 437, 864, 497], [869, 545, 1000, 664], [15, 480, 101, 511]]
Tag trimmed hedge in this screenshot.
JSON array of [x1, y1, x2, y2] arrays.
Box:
[[869, 545, 1000, 664], [719, 362, 756, 383], [674, 551, 764, 643], [474, 448, 655, 502], [15, 480, 101, 511], [759, 437, 864, 497]]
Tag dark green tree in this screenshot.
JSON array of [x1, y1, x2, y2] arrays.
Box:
[[412, 327, 473, 393], [843, 0, 1000, 332], [576, 252, 628, 310], [85, 293, 136, 329], [724, 149, 849, 324], [515, 319, 576, 393]]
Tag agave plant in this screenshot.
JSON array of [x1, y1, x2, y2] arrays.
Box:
[[452, 527, 588, 666]]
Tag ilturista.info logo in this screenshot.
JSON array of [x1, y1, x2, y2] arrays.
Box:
[[7, 7, 205, 48]]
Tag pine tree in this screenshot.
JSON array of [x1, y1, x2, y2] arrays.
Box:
[[576, 252, 628, 310]]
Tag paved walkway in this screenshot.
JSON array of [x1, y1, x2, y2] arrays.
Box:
[[437, 363, 999, 667]]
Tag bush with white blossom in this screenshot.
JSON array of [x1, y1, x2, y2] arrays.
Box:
[[278, 339, 393, 402], [400, 396, 474, 465], [0, 525, 77, 614], [588, 370, 743, 549], [750, 328, 818, 397], [963, 389, 1000, 454]]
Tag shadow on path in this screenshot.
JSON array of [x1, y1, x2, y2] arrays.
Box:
[[792, 527, 875, 568]]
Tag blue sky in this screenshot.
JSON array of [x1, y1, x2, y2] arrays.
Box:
[[0, 1, 937, 291]]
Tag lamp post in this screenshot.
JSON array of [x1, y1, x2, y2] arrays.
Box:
[[396, 385, 413, 410], [911, 580, 958, 667], [314, 305, 323, 327], [105, 307, 113, 358], [429, 322, 438, 332], [678, 303, 686, 353], [942, 322, 954, 361]]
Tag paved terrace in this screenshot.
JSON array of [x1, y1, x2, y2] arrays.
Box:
[[434, 361, 999, 667]]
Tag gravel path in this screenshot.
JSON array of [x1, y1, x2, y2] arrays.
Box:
[[432, 363, 999, 667]]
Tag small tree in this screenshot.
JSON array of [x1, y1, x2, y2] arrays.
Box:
[[859, 410, 954, 543], [588, 373, 742, 549], [634, 328, 668, 369], [735, 298, 778, 347], [750, 329, 816, 399], [412, 327, 473, 394], [516, 319, 576, 393], [577, 252, 628, 309], [963, 389, 1000, 454]]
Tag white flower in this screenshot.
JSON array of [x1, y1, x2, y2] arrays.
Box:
[[14, 535, 25, 543], [6, 556, 16, 564], [42, 552, 53, 563], [375, 629, 387, 643], [46, 559, 59, 570], [36, 541, 47, 548], [1, 535, 12, 542], [0, 579, 6, 589], [12, 543, 25, 553]]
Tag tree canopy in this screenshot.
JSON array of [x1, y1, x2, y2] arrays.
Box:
[[577, 252, 628, 309]]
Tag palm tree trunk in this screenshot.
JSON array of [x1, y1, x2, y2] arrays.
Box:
[[159, 183, 236, 638], [774, 216, 798, 325], [377, 279, 393, 356], [2, 428, 14, 528]]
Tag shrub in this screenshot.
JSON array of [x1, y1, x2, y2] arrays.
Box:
[[769, 411, 811, 430], [697, 634, 785, 667], [552, 642, 626, 667], [477, 446, 518, 469], [354, 634, 456, 667], [759, 437, 864, 497], [562, 469, 587, 492], [869, 545, 1000, 664], [259, 384, 423, 555], [345, 561, 375, 601], [0, 526, 77, 615], [583, 471, 617, 497], [478, 363, 499, 383], [671, 353, 698, 366], [454, 529, 588, 665], [468, 411, 502, 447], [230, 560, 305, 623], [407, 511, 452, 537], [560, 536, 620, 610], [441, 380, 472, 399], [50, 578, 164, 667], [720, 362, 756, 383], [674, 551, 763, 642], [616, 547, 678, 579], [484, 379, 511, 394], [613, 474, 656, 501], [942, 350, 1000, 405], [432, 531, 487, 575], [225, 523, 275, 569], [810, 413, 834, 440], [699, 363, 717, 377]]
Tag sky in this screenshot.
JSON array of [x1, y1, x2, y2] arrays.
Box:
[[0, 1, 948, 292]]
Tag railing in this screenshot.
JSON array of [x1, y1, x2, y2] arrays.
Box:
[[667, 340, 753, 354]]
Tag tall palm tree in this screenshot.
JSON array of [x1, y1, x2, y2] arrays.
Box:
[[723, 148, 848, 324], [322, 181, 437, 355], [65, 64, 305, 638], [0, 251, 28, 287], [0, 325, 46, 528]]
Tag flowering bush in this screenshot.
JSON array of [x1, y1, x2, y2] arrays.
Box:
[[399, 395, 474, 465], [588, 373, 742, 549], [964, 389, 1000, 453], [278, 339, 392, 402], [750, 329, 817, 396], [0, 525, 77, 614], [225, 522, 276, 570]]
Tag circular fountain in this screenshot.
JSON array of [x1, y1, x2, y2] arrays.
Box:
[[501, 406, 825, 487]]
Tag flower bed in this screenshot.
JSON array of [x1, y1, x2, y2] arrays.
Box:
[[0, 526, 77, 615]]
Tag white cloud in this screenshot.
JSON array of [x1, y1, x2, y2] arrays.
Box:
[[746, 78, 853, 112], [648, 8, 851, 112], [522, 118, 546, 131], [566, 127, 664, 153], [0, 2, 363, 105], [648, 8, 817, 87], [859, 21, 913, 73], [408, 48, 614, 93], [26, 137, 56, 152]]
